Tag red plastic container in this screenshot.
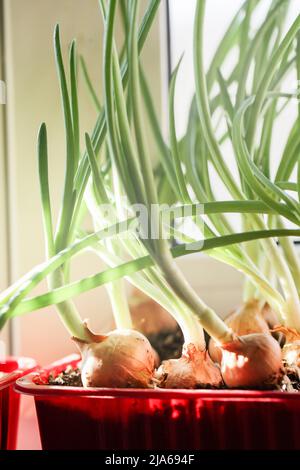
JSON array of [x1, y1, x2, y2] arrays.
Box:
[[16, 355, 300, 450], [0, 357, 37, 449]]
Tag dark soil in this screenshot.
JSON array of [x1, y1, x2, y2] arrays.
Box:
[[45, 363, 300, 390], [48, 365, 83, 387], [147, 326, 184, 362]]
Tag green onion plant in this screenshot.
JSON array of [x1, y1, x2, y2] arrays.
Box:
[[1, 0, 300, 389]]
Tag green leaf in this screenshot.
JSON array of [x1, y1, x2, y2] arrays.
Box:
[[206, 0, 257, 90], [194, 0, 243, 200], [80, 55, 102, 112], [235, 0, 287, 108], [9, 228, 300, 319], [233, 96, 300, 224], [54, 24, 76, 252], [140, 67, 179, 196], [169, 56, 191, 203], [217, 69, 234, 124], [276, 181, 298, 192], [70, 0, 161, 235], [85, 132, 109, 204], [37, 123, 55, 258], [247, 13, 300, 151], [0, 217, 137, 323], [70, 40, 80, 169], [276, 120, 300, 182]]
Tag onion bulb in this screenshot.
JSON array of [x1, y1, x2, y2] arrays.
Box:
[[220, 333, 282, 389], [72, 322, 155, 388], [272, 326, 300, 369], [282, 341, 300, 368], [156, 344, 223, 389], [209, 300, 274, 364], [261, 302, 280, 329], [129, 288, 177, 335]]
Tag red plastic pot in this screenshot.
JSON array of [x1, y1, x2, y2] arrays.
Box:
[[0, 357, 37, 449], [16, 354, 300, 450]]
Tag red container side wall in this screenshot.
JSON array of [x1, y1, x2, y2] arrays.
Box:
[[34, 394, 300, 450]]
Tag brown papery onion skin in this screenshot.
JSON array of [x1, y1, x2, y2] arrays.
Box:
[[156, 344, 223, 389], [272, 326, 300, 369], [129, 288, 177, 336], [282, 341, 300, 368], [220, 333, 282, 389], [261, 302, 280, 329], [209, 300, 273, 364], [73, 326, 155, 388]]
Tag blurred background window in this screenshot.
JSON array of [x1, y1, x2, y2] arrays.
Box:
[[169, 0, 300, 243]]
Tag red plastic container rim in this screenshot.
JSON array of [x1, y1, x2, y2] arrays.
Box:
[[15, 354, 300, 401], [0, 356, 37, 391]]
